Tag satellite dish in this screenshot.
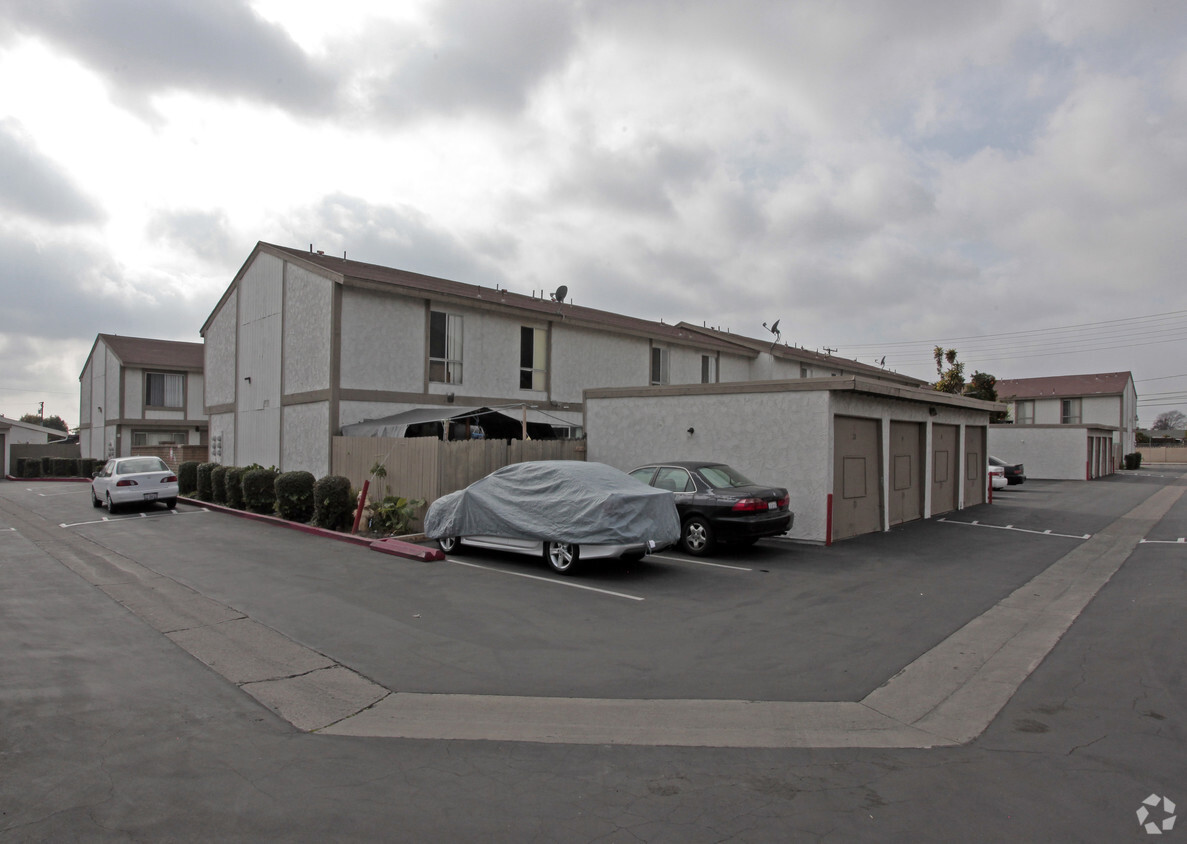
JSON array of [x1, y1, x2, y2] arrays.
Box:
[[552, 285, 568, 302], [770, 319, 781, 335]]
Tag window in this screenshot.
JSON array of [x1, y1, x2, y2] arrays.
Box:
[[429, 311, 463, 384], [1016, 400, 1034, 425], [132, 430, 186, 446], [800, 364, 810, 378], [701, 354, 718, 384], [1061, 398, 1081, 424], [651, 346, 669, 385], [145, 372, 184, 408], [520, 327, 547, 390]]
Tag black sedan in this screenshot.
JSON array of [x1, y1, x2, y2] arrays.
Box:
[[629, 461, 793, 556], [989, 455, 1026, 485]]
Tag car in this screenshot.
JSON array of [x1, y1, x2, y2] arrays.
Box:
[[91, 456, 179, 513], [989, 455, 1025, 485], [628, 461, 793, 556], [423, 461, 681, 574], [988, 463, 1008, 491]]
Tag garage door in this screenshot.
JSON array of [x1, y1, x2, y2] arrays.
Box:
[[889, 421, 924, 526], [931, 424, 958, 516], [964, 425, 986, 505], [832, 416, 882, 541]]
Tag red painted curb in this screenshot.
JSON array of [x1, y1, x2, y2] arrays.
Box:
[[370, 538, 445, 561]]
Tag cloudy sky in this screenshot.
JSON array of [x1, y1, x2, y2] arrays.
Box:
[[2, 0, 1186, 428]]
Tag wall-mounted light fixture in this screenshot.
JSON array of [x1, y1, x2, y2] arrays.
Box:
[[687, 427, 695, 435], [244, 376, 252, 384], [928, 406, 938, 417], [96, 406, 102, 413], [446, 392, 455, 403]]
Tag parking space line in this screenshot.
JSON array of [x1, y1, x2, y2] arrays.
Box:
[[648, 554, 752, 571], [60, 509, 207, 529], [938, 518, 1091, 540], [1139, 538, 1187, 544], [447, 558, 645, 601]]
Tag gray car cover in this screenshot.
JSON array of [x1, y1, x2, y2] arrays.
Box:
[[424, 460, 681, 547]]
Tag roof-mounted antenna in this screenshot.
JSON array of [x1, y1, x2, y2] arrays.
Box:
[[551, 285, 568, 303], [762, 319, 782, 353]]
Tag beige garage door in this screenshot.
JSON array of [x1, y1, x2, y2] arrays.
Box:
[[889, 421, 924, 526], [832, 416, 882, 541], [931, 423, 958, 515], [964, 425, 986, 505]]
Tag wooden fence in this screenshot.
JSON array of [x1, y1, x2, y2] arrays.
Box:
[[331, 436, 587, 509], [1137, 445, 1187, 464]]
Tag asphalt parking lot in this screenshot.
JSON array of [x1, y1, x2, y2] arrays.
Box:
[[2, 468, 1185, 840]]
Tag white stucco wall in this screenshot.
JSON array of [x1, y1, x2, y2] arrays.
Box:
[[282, 401, 331, 477], [208, 412, 235, 465], [585, 389, 833, 542], [204, 294, 238, 408], [551, 324, 648, 403], [989, 426, 1096, 480], [283, 264, 333, 394], [339, 287, 425, 392]]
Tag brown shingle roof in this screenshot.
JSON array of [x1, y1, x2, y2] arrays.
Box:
[[97, 334, 204, 370], [996, 371, 1133, 400]]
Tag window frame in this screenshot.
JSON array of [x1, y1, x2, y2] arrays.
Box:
[[519, 326, 548, 391], [1061, 398, 1082, 425], [1015, 399, 1034, 425], [701, 354, 718, 384], [650, 346, 670, 385], [144, 371, 184, 409], [429, 310, 464, 384]]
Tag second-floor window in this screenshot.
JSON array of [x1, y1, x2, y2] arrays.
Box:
[[701, 354, 717, 384], [145, 372, 183, 408], [520, 327, 547, 390], [1016, 400, 1034, 425], [1061, 398, 1081, 424], [651, 346, 669, 385], [429, 311, 463, 384]]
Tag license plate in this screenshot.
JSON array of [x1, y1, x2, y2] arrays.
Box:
[[767, 501, 776, 510], [144, 492, 158, 501]]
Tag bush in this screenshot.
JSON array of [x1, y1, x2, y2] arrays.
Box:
[[13, 458, 25, 478], [1123, 452, 1143, 470], [275, 471, 316, 522], [23, 458, 45, 478], [242, 467, 280, 515], [81, 458, 102, 478], [313, 475, 354, 531], [196, 462, 217, 501], [211, 465, 229, 504], [225, 467, 246, 509], [178, 461, 200, 495], [366, 495, 426, 536], [49, 457, 75, 477]]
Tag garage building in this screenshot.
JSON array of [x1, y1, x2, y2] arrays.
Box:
[[585, 376, 1003, 544]]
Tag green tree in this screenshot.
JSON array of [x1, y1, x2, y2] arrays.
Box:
[[932, 347, 965, 394], [20, 413, 69, 433], [963, 371, 1007, 423]]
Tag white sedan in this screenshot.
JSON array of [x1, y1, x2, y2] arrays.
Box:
[[989, 463, 1008, 491], [91, 456, 180, 513]]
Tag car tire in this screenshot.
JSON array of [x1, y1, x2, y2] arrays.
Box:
[[164, 498, 177, 510], [543, 541, 579, 574], [438, 536, 460, 553], [105, 492, 119, 514], [91, 488, 103, 508], [681, 517, 715, 556]]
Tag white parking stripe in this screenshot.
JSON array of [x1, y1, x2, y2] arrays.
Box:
[[1139, 538, 1187, 544], [938, 518, 1091, 540], [647, 553, 752, 571], [447, 558, 645, 601], [60, 509, 207, 529]]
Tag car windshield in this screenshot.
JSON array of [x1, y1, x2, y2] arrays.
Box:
[[117, 457, 169, 474], [697, 464, 753, 489]]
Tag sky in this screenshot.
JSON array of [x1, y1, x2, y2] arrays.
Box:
[[2, 0, 1186, 429]]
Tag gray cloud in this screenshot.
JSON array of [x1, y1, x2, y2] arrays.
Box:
[[146, 209, 236, 266], [3, 0, 337, 116], [0, 120, 104, 224]]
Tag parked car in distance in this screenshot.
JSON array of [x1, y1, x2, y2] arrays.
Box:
[[989, 455, 1025, 485], [988, 463, 1008, 491], [423, 461, 681, 574], [91, 456, 179, 513], [628, 461, 792, 556]]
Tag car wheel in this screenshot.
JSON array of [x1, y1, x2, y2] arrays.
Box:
[[681, 517, 715, 556], [104, 492, 119, 514], [543, 541, 579, 574], [91, 488, 103, 508], [164, 498, 177, 510], [438, 536, 460, 553]]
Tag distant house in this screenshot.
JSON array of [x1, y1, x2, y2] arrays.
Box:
[[78, 334, 208, 460], [200, 242, 926, 477], [990, 371, 1137, 478], [0, 415, 67, 477]]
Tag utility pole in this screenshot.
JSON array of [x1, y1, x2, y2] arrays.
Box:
[[38, 401, 44, 422]]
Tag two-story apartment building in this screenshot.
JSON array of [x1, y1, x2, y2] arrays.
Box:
[[990, 371, 1137, 478], [78, 334, 208, 460], [201, 242, 926, 476]]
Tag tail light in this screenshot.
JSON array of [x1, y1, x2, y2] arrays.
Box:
[[164, 475, 177, 483], [731, 497, 768, 513], [776, 495, 789, 510], [116, 479, 138, 487]]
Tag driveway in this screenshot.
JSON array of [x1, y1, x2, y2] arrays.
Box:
[[2, 469, 1185, 840]]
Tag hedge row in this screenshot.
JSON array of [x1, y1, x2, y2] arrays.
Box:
[[178, 461, 356, 530], [12, 456, 103, 479]]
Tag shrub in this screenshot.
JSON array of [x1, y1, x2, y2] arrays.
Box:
[[49, 457, 74, 477], [195, 462, 217, 500], [1123, 452, 1143, 470], [81, 458, 102, 478], [211, 465, 229, 504], [178, 461, 200, 495], [366, 495, 426, 536], [225, 467, 246, 509], [275, 471, 316, 522], [242, 467, 280, 515], [13, 458, 25, 478], [313, 475, 354, 531], [23, 458, 45, 478]]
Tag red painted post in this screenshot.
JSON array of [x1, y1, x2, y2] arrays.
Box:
[[825, 493, 833, 546], [351, 479, 370, 534]]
